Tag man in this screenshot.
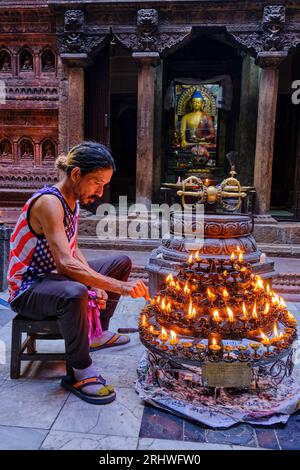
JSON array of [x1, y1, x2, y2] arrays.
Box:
[[8, 141, 149, 405]]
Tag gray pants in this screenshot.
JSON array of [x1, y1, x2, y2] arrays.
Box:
[[10, 255, 132, 369]]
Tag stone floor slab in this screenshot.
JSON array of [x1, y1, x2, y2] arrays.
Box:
[[0, 378, 68, 429], [41, 430, 138, 450], [0, 425, 48, 450], [52, 387, 144, 438]]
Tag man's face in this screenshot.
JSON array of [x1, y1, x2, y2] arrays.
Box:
[[73, 168, 113, 205]]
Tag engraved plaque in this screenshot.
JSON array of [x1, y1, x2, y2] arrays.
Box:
[[202, 362, 252, 388]]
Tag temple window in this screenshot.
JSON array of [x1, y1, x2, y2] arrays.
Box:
[[0, 138, 13, 160], [0, 49, 12, 73], [42, 139, 56, 161], [19, 49, 33, 72], [41, 49, 56, 73], [19, 138, 34, 161]]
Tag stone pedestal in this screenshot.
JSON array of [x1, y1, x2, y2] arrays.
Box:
[[146, 212, 276, 296]]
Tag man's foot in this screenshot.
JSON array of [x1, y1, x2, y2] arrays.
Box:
[[90, 330, 130, 351], [61, 364, 116, 405]]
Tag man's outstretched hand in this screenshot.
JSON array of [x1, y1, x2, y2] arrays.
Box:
[[120, 280, 150, 300]]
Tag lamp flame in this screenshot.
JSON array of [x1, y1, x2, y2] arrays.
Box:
[[252, 302, 258, 319], [260, 330, 270, 345], [230, 252, 235, 261], [207, 288, 216, 301], [187, 254, 193, 264], [264, 302, 270, 315], [227, 306, 234, 322], [213, 310, 220, 322], [223, 288, 229, 299]]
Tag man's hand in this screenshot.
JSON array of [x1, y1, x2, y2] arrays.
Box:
[[93, 288, 108, 310], [120, 280, 149, 300]]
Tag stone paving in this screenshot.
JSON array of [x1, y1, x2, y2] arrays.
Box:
[[0, 289, 300, 450]]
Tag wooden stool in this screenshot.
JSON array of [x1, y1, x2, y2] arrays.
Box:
[[10, 314, 72, 379]]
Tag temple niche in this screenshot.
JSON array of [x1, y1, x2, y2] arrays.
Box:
[[171, 83, 219, 178], [19, 49, 33, 72], [42, 139, 56, 161], [0, 50, 11, 73], [0, 139, 13, 160], [19, 139, 34, 161], [41, 49, 55, 72]]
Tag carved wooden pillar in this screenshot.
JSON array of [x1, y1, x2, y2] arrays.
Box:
[[133, 52, 160, 207], [34, 52, 40, 78], [12, 52, 18, 78], [58, 59, 86, 153], [253, 52, 287, 215], [67, 65, 85, 149], [12, 141, 18, 164], [34, 142, 41, 166]]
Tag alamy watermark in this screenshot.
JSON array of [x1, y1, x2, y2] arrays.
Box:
[[94, 196, 204, 250], [291, 80, 300, 105]]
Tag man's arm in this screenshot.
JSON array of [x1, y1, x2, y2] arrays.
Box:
[[33, 195, 149, 298]]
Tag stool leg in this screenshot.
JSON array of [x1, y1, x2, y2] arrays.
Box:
[[26, 335, 37, 354], [10, 322, 22, 379]]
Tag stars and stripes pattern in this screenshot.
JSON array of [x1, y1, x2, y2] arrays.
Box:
[[7, 186, 79, 303]]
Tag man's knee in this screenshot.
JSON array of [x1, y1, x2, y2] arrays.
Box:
[[60, 282, 89, 306], [118, 255, 132, 273]]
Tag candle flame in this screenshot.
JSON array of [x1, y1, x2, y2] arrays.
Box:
[[264, 302, 270, 315], [141, 314, 147, 326], [161, 297, 166, 310], [183, 282, 190, 295], [238, 252, 243, 262], [150, 325, 154, 334], [170, 330, 177, 342], [230, 252, 235, 261], [271, 293, 279, 305], [166, 301, 172, 314], [166, 273, 173, 283], [212, 337, 217, 346], [227, 306, 234, 322], [187, 300, 196, 318], [260, 330, 270, 345], [195, 250, 201, 261], [254, 276, 264, 291], [273, 323, 279, 338], [156, 295, 160, 303], [160, 327, 168, 341], [223, 288, 229, 299], [252, 302, 258, 319], [266, 284, 270, 294], [213, 310, 220, 322], [187, 253, 193, 264], [175, 282, 181, 292], [207, 288, 216, 301], [279, 297, 286, 308]]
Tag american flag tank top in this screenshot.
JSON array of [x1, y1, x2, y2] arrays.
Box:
[[7, 185, 79, 303]]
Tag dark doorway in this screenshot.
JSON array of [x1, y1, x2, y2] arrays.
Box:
[[110, 94, 137, 203], [271, 53, 300, 220]]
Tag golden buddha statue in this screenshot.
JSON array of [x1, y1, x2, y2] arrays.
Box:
[[180, 91, 215, 150]]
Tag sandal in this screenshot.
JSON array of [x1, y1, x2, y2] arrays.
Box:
[[90, 333, 130, 352], [61, 375, 116, 405]]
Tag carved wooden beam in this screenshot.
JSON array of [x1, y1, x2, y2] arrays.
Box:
[[114, 8, 192, 56], [228, 5, 300, 58]]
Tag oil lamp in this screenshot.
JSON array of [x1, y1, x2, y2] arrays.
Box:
[[250, 342, 261, 358], [260, 330, 271, 355], [208, 333, 222, 357], [159, 327, 169, 351], [242, 302, 248, 321], [169, 330, 179, 347]]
